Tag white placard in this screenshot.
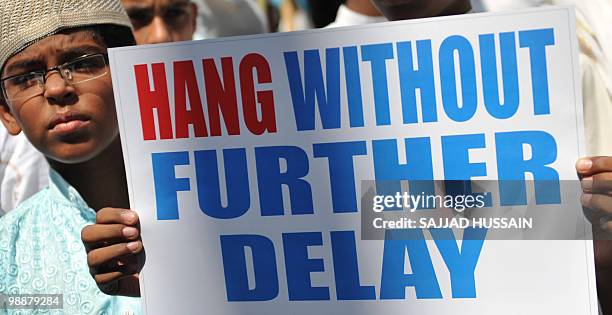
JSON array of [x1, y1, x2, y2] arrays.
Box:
[[110, 6, 598, 315]]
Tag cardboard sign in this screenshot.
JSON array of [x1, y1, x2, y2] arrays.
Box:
[[109, 6, 598, 314]]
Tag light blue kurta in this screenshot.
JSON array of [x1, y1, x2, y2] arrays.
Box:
[[0, 170, 141, 314]]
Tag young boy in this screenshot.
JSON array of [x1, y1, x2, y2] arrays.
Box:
[[0, 0, 144, 313], [0, 0, 198, 219]]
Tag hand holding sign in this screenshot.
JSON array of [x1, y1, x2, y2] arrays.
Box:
[[577, 157, 612, 232], [81, 208, 145, 297], [576, 156, 612, 312]]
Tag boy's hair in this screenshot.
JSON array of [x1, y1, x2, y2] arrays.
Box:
[[0, 0, 133, 70]]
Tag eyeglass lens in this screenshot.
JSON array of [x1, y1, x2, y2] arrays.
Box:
[[1, 54, 108, 103]]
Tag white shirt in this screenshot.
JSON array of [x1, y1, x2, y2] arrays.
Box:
[[325, 4, 387, 29], [571, 1, 612, 155], [479, 0, 612, 156], [0, 129, 48, 216], [192, 0, 268, 40]]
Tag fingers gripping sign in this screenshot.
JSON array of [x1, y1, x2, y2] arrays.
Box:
[[577, 157, 612, 273], [577, 157, 612, 230], [81, 208, 145, 297]]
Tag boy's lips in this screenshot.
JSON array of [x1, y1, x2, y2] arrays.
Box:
[[48, 112, 91, 134]]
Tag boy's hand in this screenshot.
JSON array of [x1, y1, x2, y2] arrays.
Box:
[[81, 208, 145, 297]]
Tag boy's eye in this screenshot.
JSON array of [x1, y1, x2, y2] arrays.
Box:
[[9, 73, 41, 90], [67, 58, 105, 74]]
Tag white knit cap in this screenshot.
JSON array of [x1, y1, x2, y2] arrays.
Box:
[[0, 0, 133, 71]]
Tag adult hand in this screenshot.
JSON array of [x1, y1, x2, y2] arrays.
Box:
[[577, 156, 612, 314], [577, 157, 612, 240]]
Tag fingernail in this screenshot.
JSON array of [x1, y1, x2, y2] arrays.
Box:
[[122, 227, 139, 238], [126, 242, 140, 252], [121, 211, 136, 223], [576, 158, 592, 172], [581, 194, 592, 207], [581, 177, 593, 191]]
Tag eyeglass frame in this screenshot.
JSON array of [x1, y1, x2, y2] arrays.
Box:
[[0, 53, 110, 104]]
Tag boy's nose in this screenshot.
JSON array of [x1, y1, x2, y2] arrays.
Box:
[[43, 71, 76, 105]]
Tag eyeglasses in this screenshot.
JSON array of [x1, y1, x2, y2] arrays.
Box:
[[0, 53, 109, 104]]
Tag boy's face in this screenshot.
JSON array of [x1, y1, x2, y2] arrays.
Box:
[[0, 31, 118, 164], [122, 0, 197, 44], [371, 0, 471, 20]]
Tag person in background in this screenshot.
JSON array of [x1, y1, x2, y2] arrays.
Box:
[[325, 0, 386, 29], [480, 0, 612, 158], [192, 0, 268, 39], [268, 0, 313, 31], [122, 0, 198, 44], [371, 0, 471, 20], [306, 0, 344, 28]]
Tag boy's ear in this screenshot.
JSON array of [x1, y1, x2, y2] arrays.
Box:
[[0, 101, 22, 135]]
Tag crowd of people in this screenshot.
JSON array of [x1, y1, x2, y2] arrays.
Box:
[[0, 0, 610, 314]]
